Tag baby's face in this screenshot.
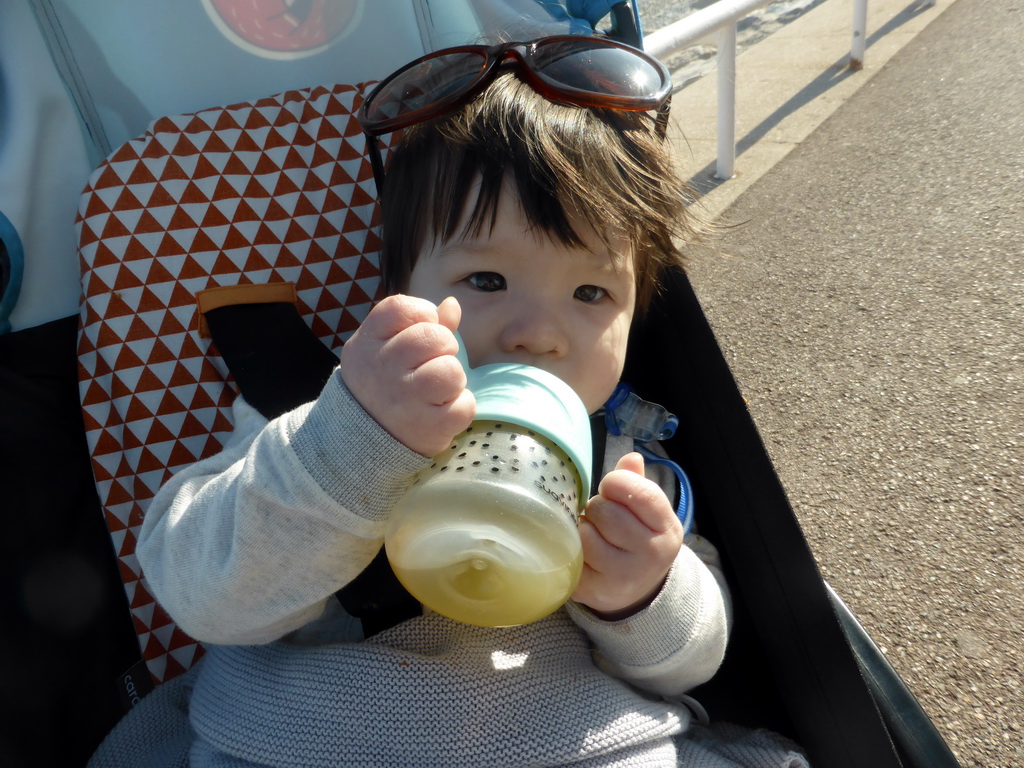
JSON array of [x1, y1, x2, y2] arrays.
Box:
[[406, 183, 635, 414]]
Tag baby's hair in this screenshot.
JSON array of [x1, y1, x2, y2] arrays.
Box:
[[377, 71, 706, 311]]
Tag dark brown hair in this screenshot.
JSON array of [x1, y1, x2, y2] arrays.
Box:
[[378, 71, 704, 311]]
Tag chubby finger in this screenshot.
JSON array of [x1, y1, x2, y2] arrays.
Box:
[[614, 451, 645, 477], [435, 296, 462, 334], [360, 294, 445, 341], [438, 388, 477, 441], [577, 518, 629, 580], [410, 353, 469, 406], [405, 387, 477, 457], [579, 495, 643, 551], [574, 517, 668, 614], [596, 459, 677, 534], [384, 318, 460, 373]]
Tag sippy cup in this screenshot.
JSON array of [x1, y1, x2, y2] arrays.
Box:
[[384, 337, 593, 628]]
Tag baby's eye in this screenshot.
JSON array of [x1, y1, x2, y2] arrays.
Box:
[[466, 272, 506, 292], [574, 285, 608, 303]]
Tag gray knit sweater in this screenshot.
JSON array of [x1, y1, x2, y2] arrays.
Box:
[[117, 368, 740, 767]]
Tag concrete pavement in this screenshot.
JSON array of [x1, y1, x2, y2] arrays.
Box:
[[669, 1, 1023, 766]]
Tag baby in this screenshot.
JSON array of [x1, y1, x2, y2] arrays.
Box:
[[106, 38, 734, 768]]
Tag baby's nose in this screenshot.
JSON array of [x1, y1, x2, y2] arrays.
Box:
[[498, 307, 567, 358]]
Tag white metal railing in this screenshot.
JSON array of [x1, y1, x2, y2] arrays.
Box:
[[643, 0, 871, 180]]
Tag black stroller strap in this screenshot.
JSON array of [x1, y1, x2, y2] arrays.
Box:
[[202, 299, 422, 637], [589, 413, 607, 499], [203, 301, 339, 412]]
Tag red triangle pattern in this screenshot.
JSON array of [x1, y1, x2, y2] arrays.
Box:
[[75, 82, 390, 684]]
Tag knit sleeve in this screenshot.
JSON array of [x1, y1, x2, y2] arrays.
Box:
[[565, 534, 731, 696], [136, 367, 430, 646]]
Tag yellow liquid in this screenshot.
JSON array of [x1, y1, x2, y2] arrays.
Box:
[[386, 479, 583, 627]]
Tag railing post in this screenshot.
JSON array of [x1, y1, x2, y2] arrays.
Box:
[[643, 0, 893, 180], [850, 0, 868, 69], [715, 21, 737, 180]]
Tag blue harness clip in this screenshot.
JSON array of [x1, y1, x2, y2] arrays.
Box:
[[603, 384, 693, 534]]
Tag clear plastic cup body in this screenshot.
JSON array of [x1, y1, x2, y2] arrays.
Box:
[[385, 421, 584, 627]]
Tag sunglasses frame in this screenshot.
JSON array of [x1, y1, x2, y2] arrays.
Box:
[[358, 36, 673, 193]]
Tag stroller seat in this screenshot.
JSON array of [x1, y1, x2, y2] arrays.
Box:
[[76, 81, 386, 684]]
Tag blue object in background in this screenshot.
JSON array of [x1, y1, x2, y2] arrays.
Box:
[[534, 0, 620, 31], [567, 0, 621, 25], [0, 211, 24, 335], [532, 1, 643, 46]]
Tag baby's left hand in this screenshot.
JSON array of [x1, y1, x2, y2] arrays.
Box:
[[572, 452, 684, 620]]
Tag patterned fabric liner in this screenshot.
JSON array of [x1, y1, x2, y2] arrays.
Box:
[[76, 81, 388, 684]]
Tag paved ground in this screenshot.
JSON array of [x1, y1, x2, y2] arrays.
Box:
[[682, 1, 1023, 765]]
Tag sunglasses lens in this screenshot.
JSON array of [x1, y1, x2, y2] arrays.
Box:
[[532, 40, 667, 102], [364, 51, 488, 125]]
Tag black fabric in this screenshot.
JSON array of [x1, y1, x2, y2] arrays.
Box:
[[589, 412, 607, 498], [202, 301, 423, 636], [0, 315, 141, 768], [203, 301, 340, 415], [333, 547, 424, 637], [623, 267, 903, 768]]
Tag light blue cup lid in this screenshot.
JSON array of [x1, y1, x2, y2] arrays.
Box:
[[455, 335, 593, 498]]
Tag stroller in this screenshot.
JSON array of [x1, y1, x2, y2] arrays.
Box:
[[0, 1, 959, 766]]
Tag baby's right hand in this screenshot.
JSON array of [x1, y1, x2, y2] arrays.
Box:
[[340, 295, 475, 457]]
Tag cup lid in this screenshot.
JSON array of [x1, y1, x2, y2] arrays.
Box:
[[456, 335, 593, 497]]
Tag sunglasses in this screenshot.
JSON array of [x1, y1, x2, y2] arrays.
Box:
[[358, 36, 673, 193]]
